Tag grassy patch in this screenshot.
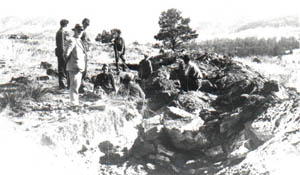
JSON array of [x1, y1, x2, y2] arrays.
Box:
[[0, 82, 51, 112]]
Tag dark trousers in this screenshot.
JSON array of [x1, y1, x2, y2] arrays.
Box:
[[57, 55, 69, 88], [115, 54, 126, 72]]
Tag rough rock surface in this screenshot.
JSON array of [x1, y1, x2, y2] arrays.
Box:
[[124, 52, 284, 174], [1, 48, 297, 175]]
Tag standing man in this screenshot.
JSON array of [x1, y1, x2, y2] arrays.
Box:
[[65, 24, 87, 106], [112, 29, 126, 74], [79, 18, 91, 93], [55, 19, 69, 89]]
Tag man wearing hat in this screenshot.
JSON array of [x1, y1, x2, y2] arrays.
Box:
[[55, 19, 69, 89], [93, 64, 116, 95], [65, 24, 87, 106], [112, 29, 126, 74]]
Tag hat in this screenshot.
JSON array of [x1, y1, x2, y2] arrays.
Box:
[[102, 64, 108, 70], [72, 24, 84, 32], [82, 18, 90, 25], [111, 29, 121, 35], [123, 74, 132, 83], [60, 19, 69, 27]]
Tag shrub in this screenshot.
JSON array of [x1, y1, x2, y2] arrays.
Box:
[[0, 82, 51, 111]]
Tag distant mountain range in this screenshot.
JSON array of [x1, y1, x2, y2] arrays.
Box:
[[0, 16, 58, 40], [1, 15, 300, 43], [195, 15, 300, 41]]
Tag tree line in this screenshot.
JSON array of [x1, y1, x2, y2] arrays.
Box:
[[96, 8, 299, 57], [196, 37, 299, 57]]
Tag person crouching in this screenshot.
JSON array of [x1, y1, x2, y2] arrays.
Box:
[[65, 24, 87, 106], [119, 74, 145, 100]]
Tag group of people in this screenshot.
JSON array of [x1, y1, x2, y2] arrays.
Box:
[[55, 18, 213, 106], [55, 18, 137, 106]]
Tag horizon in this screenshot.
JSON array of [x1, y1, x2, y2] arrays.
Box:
[[1, 0, 300, 43]]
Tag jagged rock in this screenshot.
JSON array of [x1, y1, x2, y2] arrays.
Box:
[[164, 106, 195, 119], [252, 57, 261, 63], [173, 91, 217, 114], [98, 141, 117, 154], [146, 163, 156, 170], [46, 69, 59, 77], [204, 145, 225, 158], [164, 129, 199, 151], [10, 76, 31, 85], [130, 140, 156, 159], [261, 80, 279, 95], [153, 91, 178, 110], [36, 75, 50, 81], [144, 125, 163, 142], [99, 153, 122, 165], [227, 130, 251, 159], [244, 122, 266, 149], [77, 144, 88, 155], [163, 116, 204, 133], [194, 131, 210, 148], [40, 61, 52, 69], [8, 33, 29, 40], [156, 143, 175, 157], [155, 154, 171, 166]]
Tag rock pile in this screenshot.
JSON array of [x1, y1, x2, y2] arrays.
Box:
[[126, 52, 280, 174]]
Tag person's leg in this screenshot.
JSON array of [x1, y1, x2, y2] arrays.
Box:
[[120, 55, 126, 71], [79, 57, 88, 92], [115, 55, 120, 74], [57, 56, 66, 89], [69, 71, 82, 105]]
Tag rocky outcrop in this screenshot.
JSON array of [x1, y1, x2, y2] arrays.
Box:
[[127, 52, 281, 174], [218, 92, 300, 175]]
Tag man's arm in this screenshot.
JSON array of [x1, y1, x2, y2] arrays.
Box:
[[110, 74, 116, 92], [64, 38, 75, 60], [56, 30, 63, 50], [120, 37, 125, 55], [184, 64, 191, 76]]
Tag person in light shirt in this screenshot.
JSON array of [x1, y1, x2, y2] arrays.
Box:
[[65, 24, 87, 106]]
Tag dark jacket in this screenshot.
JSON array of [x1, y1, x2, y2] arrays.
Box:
[[94, 73, 116, 94], [113, 37, 125, 56], [55, 28, 65, 55], [138, 58, 153, 79]]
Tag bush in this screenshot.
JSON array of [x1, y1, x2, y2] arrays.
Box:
[[0, 82, 50, 111], [95, 30, 114, 44]]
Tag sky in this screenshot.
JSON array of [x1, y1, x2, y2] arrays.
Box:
[[1, 0, 300, 42]]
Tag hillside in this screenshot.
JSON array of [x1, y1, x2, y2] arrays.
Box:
[[196, 15, 300, 40], [0, 16, 300, 175]]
